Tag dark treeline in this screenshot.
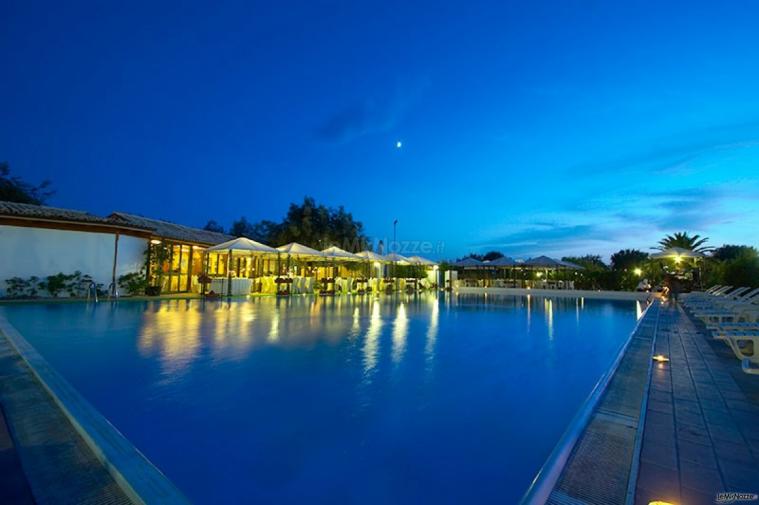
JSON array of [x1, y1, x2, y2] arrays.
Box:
[[204, 196, 369, 252], [457, 233, 759, 290]]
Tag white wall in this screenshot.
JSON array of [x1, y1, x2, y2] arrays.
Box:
[[0, 225, 147, 296]]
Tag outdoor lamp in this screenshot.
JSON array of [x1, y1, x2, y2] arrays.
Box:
[[633, 267, 643, 276], [652, 354, 670, 363]]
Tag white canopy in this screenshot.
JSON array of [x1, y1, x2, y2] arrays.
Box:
[[205, 237, 278, 254], [276, 242, 325, 257], [384, 252, 411, 265], [406, 255, 438, 266], [651, 247, 704, 259], [356, 250, 386, 262], [321, 246, 362, 261], [454, 257, 484, 267]]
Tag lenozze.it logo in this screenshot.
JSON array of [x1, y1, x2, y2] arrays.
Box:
[[715, 492, 759, 504]]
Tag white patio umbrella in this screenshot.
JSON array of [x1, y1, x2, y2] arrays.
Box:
[[205, 237, 278, 295], [453, 257, 484, 268], [486, 256, 516, 267], [321, 246, 362, 260], [274, 242, 325, 285], [355, 250, 386, 282], [276, 242, 325, 257], [206, 237, 278, 253], [356, 250, 386, 262], [384, 252, 411, 265], [522, 255, 564, 268], [406, 255, 438, 266], [321, 246, 362, 291], [651, 247, 704, 260]]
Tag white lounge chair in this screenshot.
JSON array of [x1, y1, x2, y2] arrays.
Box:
[[685, 287, 759, 311], [719, 332, 759, 374]]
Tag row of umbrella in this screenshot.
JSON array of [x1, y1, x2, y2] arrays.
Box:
[[205, 237, 438, 266], [452, 248, 704, 270], [453, 255, 583, 269]]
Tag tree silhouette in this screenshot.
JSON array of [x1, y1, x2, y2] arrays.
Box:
[[657, 232, 712, 253], [0, 162, 54, 204]]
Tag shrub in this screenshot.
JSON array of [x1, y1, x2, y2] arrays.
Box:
[[4, 272, 99, 299], [4, 276, 40, 298], [118, 271, 148, 296], [722, 251, 759, 288]]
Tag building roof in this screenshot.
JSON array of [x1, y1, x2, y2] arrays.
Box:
[[109, 212, 234, 246], [0, 200, 121, 226]]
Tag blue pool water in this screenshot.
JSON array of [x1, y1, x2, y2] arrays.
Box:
[[1, 293, 640, 504]]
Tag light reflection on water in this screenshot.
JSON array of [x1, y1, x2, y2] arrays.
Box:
[[391, 303, 408, 364], [1, 292, 641, 505], [545, 298, 554, 340], [362, 299, 382, 375]]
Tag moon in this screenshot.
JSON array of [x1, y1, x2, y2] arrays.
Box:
[[396, 140, 403, 149]]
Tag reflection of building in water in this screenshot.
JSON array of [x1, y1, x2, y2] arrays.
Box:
[[544, 298, 554, 340], [351, 306, 361, 338], [636, 300, 644, 320], [425, 296, 439, 373], [363, 300, 382, 374], [138, 301, 202, 374], [268, 308, 280, 341], [392, 303, 408, 364], [526, 294, 532, 329]]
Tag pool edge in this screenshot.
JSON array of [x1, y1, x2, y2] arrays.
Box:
[[519, 298, 658, 504], [0, 314, 189, 505]]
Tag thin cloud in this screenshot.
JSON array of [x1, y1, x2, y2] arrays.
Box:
[[568, 120, 759, 176], [473, 184, 753, 258], [313, 100, 398, 143]]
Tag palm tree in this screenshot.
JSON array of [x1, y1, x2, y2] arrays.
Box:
[[656, 232, 713, 253]]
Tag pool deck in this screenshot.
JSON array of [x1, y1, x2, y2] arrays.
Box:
[[635, 303, 759, 504], [0, 329, 133, 504], [529, 300, 759, 505]]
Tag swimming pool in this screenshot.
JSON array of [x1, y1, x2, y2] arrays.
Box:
[[1, 293, 640, 504]]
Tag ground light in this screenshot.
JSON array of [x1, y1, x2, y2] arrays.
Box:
[[652, 354, 670, 363], [648, 501, 677, 505]]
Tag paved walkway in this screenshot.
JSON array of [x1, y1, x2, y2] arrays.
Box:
[[635, 303, 759, 505], [0, 404, 35, 504]]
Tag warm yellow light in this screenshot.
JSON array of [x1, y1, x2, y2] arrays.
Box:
[[633, 267, 643, 276], [373, 261, 381, 268], [536, 272, 543, 278], [648, 501, 676, 505], [674, 255, 682, 264], [150, 239, 162, 245], [652, 354, 670, 363]]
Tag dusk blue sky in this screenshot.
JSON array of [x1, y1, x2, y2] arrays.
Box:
[[3, 1, 759, 260]]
